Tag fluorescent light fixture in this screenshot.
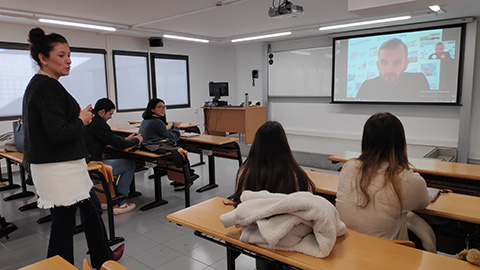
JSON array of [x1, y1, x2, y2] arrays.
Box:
[[319, 15, 412, 31], [429, 5, 441, 12], [39, 18, 116, 31], [163, 34, 209, 43], [231, 32, 291, 43], [429, 5, 445, 14]]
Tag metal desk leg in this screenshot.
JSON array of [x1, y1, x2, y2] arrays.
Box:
[[19, 201, 38, 211], [4, 164, 35, 201], [37, 214, 51, 224], [0, 215, 18, 240], [226, 244, 240, 270], [140, 166, 168, 211], [183, 165, 191, 208], [196, 154, 218, 192], [128, 175, 142, 198], [0, 158, 20, 192], [191, 154, 206, 167]]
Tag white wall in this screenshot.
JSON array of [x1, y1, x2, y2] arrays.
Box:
[[466, 21, 480, 161], [232, 43, 264, 106]]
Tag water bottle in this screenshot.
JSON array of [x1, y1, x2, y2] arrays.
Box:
[[244, 93, 249, 108]]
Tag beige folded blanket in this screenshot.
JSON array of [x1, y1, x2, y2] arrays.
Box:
[[220, 190, 346, 258]]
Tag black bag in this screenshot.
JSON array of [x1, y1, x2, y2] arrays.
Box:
[[141, 138, 177, 154], [141, 138, 185, 168], [12, 119, 24, 153]]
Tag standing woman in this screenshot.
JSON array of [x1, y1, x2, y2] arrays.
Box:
[[139, 98, 181, 142], [23, 28, 118, 268], [336, 112, 431, 241]]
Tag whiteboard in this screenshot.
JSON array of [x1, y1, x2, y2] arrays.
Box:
[[268, 47, 332, 97]]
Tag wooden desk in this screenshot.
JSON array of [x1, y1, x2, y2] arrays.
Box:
[[127, 120, 199, 129], [111, 124, 243, 193], [167, 197, 476, 270], [306, 169, 480, 225], [328, 151, 480, 195], [0, 152, 21, 191], [19, 255, 78, 270], [203, 106, 266, 144], [178, 134, 242, 192], [0, 152, 34, 201], [106, 145, 198, 209]]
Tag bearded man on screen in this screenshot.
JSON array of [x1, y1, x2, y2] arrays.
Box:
[[356, 38, 430, 102]]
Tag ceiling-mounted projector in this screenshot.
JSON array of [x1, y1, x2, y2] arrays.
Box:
[[268, 1, 304, 18]]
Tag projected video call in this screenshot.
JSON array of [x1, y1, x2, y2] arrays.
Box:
[[332, 25, 464, 104]]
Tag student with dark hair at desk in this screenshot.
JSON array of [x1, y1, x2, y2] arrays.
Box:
[[85, 98, 143, 215], [139, 98, 181, 142], [229, 121, 345, 270], [335, 112, 435, 251], [23, 27, 123, 268], [231, 121, 314, 204], [139, 98, 197, 190]]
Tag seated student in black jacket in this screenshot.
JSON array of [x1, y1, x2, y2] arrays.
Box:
[[85, 98, 143, 215]]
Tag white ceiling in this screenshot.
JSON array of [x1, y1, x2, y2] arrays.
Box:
[[0, 0, 478, 44]]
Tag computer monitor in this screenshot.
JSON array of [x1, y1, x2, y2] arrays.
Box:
[[209, 82, 229, 102]]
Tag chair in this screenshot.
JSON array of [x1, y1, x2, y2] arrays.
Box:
[[101, 260, 130, 270], [83, 258, 93, 270], [83, 258, 130, 270], [88, 165, 126, 246]]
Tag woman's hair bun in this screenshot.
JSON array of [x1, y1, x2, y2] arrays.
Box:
[[28, 27, 46, 44]]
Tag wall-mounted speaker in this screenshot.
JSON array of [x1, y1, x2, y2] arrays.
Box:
[[149, 37, 163, 47]]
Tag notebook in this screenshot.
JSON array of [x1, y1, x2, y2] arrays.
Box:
[[427, 187, 441, 202], [180, 132, 200, 138]]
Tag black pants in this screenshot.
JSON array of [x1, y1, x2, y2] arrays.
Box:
[[47, 196, 112, 268]]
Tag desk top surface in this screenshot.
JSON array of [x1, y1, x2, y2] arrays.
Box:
[[0, 151, 23, 162], [110, 125, 238, 145], [180, 134, 238, 145], [306, 169, 480, 224], [106, 145, 166, 158], [127, 121, 198, 128], [329, 151, 480, 180], [167, 197, 476, 270], [110, 124, 139, 134], [19, 255, 78, 270]]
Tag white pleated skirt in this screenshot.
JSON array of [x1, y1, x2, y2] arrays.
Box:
[[31, 158, 93, 209]]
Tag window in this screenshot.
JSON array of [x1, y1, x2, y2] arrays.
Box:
[[0, 42, 34, 119], [113, 51, 150, 112], [150, 53, 190, 108], [0, 42, 107, 119], [61, 47, 108, 109]]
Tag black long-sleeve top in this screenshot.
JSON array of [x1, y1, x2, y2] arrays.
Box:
[[84, 114, 139, 161], [23, 74, 88, 164]]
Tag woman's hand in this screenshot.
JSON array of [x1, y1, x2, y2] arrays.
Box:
[[172, 121, 182, 128], [79, 104, 94, 126]]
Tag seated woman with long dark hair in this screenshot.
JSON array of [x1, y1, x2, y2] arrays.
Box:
[[336, 112, 432, 242], [139, 98, 181, 142], [139, 98, 197, 189], [231, 121, 317, 270], [231, 121, 314, 204]]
